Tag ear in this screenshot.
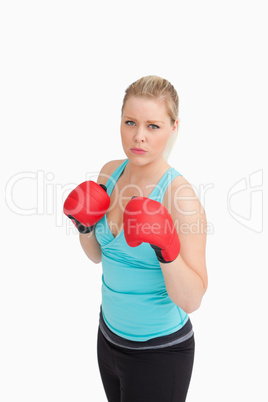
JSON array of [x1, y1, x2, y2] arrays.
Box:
[[171, 119, 179, 134]]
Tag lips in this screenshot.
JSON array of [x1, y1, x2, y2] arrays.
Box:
[[131, 148, 146, 152], [130, 148, 147, 155]]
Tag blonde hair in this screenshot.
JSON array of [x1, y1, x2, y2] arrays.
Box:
[[121, 75, 179, 161]]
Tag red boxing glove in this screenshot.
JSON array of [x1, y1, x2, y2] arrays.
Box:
[[63, 181, 110, 233], [123, 197, 180, 263]]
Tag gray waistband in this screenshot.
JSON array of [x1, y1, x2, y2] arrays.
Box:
[[99, 309, 194, 350]]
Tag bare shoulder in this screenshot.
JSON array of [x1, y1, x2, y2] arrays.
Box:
[[97, 159, 127, 187], [163, 174, 206, 218], [163, 174, 194, 204]]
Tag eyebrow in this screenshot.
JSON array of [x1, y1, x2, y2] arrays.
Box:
[[124, 116, 164, 124]]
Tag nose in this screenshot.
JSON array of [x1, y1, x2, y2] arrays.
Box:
[[133, 126, 146, 143]]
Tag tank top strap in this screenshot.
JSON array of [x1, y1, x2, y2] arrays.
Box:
[[105, 159, 129, 196], [150, 167, 182, 204]]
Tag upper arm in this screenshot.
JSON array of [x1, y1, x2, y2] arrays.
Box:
[[164, 176, 208, 291]]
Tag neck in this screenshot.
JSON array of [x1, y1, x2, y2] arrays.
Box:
[[124, 156, 170, 185]]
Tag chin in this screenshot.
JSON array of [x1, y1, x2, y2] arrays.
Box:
[[128, 152, 150, 162]]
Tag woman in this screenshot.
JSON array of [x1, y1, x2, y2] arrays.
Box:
[[64, 75, 208, 401]]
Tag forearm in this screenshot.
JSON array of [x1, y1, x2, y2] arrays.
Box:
[[160, 254, 206, 314], [79, 231, 102, 264]]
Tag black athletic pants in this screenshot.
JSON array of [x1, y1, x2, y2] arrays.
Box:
[[97, 327, 195, 402]]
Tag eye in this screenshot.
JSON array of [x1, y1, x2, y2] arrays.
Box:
[[125, 120, 135, 126], [149, 124, 160, 129]]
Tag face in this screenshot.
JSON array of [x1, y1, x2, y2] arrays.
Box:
[[120, 96, 178, 164]]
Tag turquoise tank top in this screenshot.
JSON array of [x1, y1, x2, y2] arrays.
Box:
[[95, 159, 189, 341]]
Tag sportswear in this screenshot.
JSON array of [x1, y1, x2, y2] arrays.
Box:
[[97, 327, 195, 402], [95, 159, 190, 342]]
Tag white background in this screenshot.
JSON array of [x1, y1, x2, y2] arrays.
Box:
[[1, 1, 267, 401]]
